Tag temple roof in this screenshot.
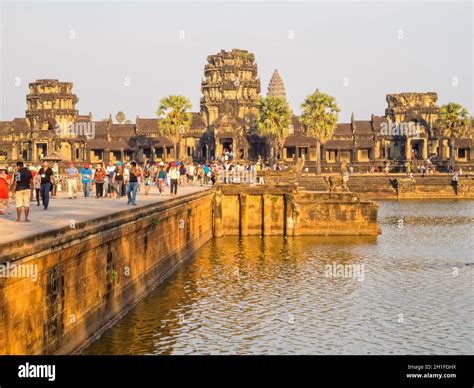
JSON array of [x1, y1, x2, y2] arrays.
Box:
[[325, 139, 354, 150], [110, 124, 135, 137], [334, 123, 352, 137], [353, 120, 373, 135]]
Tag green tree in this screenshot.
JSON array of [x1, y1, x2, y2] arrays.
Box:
[[255, 96, 292, 161], [115, 111, 126, 124], [156, 95, 192, 160], [437, 102, 469, 168], [300, 89, 340, 175]]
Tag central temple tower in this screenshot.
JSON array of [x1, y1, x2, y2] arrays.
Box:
[[200, 49, 261, 159]]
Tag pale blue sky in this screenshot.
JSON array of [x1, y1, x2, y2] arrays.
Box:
[[0, 1, 472, 122]]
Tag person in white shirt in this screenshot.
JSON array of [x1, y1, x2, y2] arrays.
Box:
[[168, 163, 179, 195]]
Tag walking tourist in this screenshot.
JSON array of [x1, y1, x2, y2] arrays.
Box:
[[157, 164, 167, 195], [169, 162, 179, 195], [126, 161, 140, 205], [80, 163, 93, 198], [179, 163, 187, 186], [66, 161, 79, 199], [203, 164, 210, 185], [105, 161, 116, 198], [33, 168, 41, 206], [94, 165, 106, 198], [12, 161, 33, 221], [0, 166, 12, 215], [38, 161, 55, 210], [113, 164, 125, 199], [143, 160, 153, 196]]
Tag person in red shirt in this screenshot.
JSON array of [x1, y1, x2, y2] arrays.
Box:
[[0, 165, 12, 215]]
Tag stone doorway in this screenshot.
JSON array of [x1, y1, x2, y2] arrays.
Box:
[[36, 142, 48, 161], [221, 138, 233, 153], [410, 139, 425, 160]]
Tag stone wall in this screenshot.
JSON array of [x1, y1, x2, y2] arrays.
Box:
[[0, 190, 213, 355], [213, 185, 380, 237], [0, 186, 381, 355], [297, 175, 474, 199]]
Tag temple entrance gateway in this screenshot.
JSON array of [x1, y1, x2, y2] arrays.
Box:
[[221, 138, 232, 153], [407, 139, 427, 160], [216, 137, 234, 159]]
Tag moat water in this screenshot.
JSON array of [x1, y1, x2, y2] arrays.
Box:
[[82, 200, 474, 355]]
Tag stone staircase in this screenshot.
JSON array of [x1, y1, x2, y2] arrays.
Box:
[[295, 175, 327, 191], [296, 174, 468, 198]]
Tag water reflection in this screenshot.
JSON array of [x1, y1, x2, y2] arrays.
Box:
[[83, 200, 474, 355]]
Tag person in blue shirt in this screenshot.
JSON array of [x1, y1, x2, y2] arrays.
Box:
[[203, 164, 210, 186], [80, 163, 93, 198]]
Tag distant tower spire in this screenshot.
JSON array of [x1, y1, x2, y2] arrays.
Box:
[[267, 69, 286, 99]]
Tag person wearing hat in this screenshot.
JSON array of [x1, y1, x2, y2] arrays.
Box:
[[80, 163, 93, 198], [0, 165, 12, 215]]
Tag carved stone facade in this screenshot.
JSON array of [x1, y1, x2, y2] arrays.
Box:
[[0, 54, 472, 170], [200, 49, 262, 159], [26, 79, 79, 130]]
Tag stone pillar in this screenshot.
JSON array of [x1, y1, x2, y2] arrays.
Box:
[[422, 139, 428, 160], [216, 140, 222, 157], [32, 143, 37, 162], [151, 146, 155, 162], [443, 139, 450, 159], [239, 194, 248, 236], [262, 194, 272, 236], [163, 147, 168, 161], [205, 144, 209, 162], [374, 142, 381, 159], [120, 148, 124, 162], [406, 138, 411, 160]]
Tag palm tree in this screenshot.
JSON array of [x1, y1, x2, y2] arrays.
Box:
[[437, 102, 469, 168], [156, 95, 192, 160], [115, 111, 126, 124], [300, 89, 340, 175], [255, 96, 292, 162]]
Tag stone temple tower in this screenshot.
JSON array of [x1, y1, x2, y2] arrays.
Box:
[[26, 79, 79, 131], [200, 49, 261, 128], [200, 49, 261, 160], [266, 69, 286, 99]]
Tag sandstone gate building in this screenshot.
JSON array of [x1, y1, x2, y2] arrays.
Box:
[[0, 49, 472, 172]]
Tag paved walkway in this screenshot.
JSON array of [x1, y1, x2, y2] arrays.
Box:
[[0, 185, 210, 245]]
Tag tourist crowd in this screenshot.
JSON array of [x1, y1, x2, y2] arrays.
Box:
[[0, 159, 285, 222]]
